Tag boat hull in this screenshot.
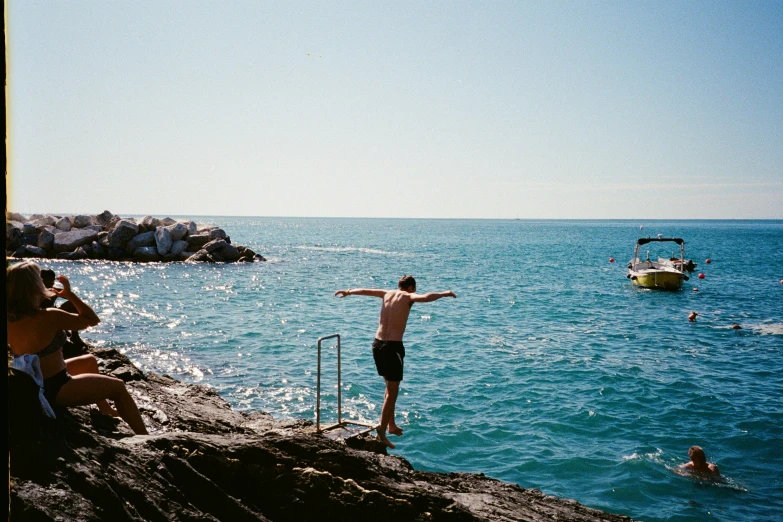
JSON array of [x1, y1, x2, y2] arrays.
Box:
[[629, 269, 685, 290]]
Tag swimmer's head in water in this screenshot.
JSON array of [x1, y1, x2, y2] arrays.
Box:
[[398, 275, 416, 292], [689, 446, 707, 464]]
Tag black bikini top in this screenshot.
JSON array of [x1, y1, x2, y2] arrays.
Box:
[[37, 330, 67, 357]]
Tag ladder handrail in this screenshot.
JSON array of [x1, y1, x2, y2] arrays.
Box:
[[316, 334, 340, 432]]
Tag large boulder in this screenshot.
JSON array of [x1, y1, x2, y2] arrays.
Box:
[[203, 239, 227, 254], [167, 223, 188, 242], [22, 223, 41, 234], [155, 226, 173, 255], [12, 245, 47, 258], [6, 222, 23, 250], [125, 231, 156, 254], [108, 220, 139, 248], [31, 215, 57, 227], [133, 246, 161, 262], [209, 228, 227, 240], [94, 210, 116, 228], [72, 215, 93, 228], [20, 233, 40, 246], [170, 240, 188, 256], [37, 228, 55, 251], [90, 241, 107, 259], [140, 216, 161, 232], [184, 221, 198, 236], [217, 244, 241, 262], [107, 247, 128, 261], [6, 212, 26, 222], [186, 233, 211, 250], [55, 217, 72, 231], [186, 250, 215, 262], [53, 229, 101, 253], [237, 246, 266, 262], [160, 217, 177, 226], [57, 247, 89, 260]]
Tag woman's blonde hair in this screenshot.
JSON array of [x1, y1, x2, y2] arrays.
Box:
[[6, 261, 53, 322]]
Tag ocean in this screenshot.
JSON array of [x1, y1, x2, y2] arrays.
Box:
[[36, 218, 783, 521]]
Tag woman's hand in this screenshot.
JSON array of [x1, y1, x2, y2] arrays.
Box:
[[52, 275, 73, 298]]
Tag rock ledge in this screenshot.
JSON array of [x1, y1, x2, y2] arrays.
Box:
[[9, 344, 635, 522]]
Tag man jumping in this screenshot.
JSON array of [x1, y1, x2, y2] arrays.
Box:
[[334, 275, 456, 448]]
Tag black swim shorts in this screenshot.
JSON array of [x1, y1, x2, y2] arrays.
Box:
[[43, 368, 72, 405], [372, 339, 405, 382]]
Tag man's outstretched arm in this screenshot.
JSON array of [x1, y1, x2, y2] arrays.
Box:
[[410, 291, 457, 303], [334, 288, 387, 298]]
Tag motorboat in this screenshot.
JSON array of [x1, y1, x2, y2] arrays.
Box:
[[627, 237, 689, 290]]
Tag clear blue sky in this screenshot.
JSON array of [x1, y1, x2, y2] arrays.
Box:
[[6, 1, 783, 219]]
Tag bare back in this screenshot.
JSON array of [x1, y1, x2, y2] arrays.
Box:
[[376, 290, 413, 341]]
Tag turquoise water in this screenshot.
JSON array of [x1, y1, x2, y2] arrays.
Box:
[[39, 219, 783, 521]]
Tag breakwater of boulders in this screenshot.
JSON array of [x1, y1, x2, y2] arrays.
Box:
[[6, 210, 264, 263]]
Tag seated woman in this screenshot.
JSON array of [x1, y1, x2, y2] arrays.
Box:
[[7, 261, 148, 435]]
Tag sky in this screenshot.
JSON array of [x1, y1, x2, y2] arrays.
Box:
[[6, 1, 783, 219]]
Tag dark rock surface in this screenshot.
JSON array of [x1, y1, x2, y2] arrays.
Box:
[[9, 345, 635, 522]]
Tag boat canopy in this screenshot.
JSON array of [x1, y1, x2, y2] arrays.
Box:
[[636, 237, 684, 246]]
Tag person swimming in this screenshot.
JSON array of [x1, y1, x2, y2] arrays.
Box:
[[679, 446, 720, 477]]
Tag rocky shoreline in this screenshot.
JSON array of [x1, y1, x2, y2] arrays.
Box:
[[9, 341, 636, 521], [6, 210, 264, 263]]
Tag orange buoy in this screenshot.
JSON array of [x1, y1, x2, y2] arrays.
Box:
[[705, 259, 712, 264], [698, 273, 705, 279], [609, 257, 615, 263]]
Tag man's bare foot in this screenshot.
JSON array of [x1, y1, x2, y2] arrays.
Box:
[[388, 425, 403, 436], [377, 431, 396, 449]]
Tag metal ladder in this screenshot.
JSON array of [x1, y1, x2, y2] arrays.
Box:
[[316, 334, 376, 437]]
